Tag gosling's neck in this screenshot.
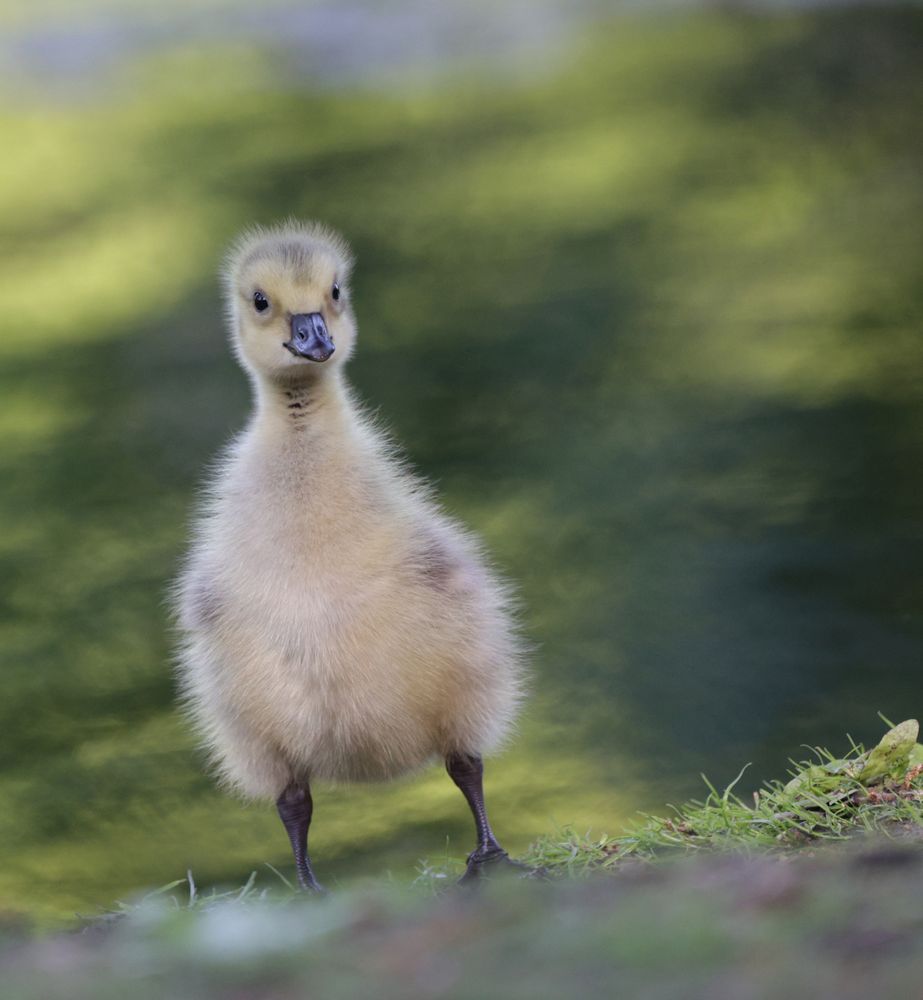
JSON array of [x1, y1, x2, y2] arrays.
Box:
[[251, 369, 356, 445]]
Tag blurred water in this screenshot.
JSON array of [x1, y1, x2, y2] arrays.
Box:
[[0, 0, 889, 96], [0, 0, 597, 97], [0, 3, 920, 923]]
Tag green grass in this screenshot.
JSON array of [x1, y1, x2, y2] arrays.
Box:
[[522, 719, 923, 876]]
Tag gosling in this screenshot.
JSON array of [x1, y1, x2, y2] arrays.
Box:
[[175, 221, 527, 890]]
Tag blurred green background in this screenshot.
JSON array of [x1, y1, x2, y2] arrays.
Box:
[[0, 0, 921, 924]]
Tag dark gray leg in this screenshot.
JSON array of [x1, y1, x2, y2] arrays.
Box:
[[276, 782, 324, 893], [446, 753, 518, 881]]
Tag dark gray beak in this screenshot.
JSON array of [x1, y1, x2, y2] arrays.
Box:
[[284, 313, 335, 362]]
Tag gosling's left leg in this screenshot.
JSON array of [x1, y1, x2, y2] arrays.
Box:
[[446, 752, 523, 882]]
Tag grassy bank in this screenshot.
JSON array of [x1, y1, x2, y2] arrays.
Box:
[[6, 848, 923, 1000], [3, 722, 922, 999]]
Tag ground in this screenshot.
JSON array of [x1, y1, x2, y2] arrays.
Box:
[[3, 722, 922, 999]]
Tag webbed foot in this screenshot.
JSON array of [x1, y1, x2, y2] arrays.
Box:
[[458, 846, 545, 884]]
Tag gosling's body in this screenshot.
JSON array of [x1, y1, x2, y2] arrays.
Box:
[[175, 222, 526, 886], [179, 377, 522, 791]]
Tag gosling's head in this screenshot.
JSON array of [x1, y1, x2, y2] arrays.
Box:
[[222, 221, 355, 383]]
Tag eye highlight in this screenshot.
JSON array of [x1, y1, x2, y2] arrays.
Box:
[[331, 282, 340, 302], [253, 290, 269, 313]]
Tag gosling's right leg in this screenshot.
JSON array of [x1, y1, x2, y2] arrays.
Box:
[[276, 782, 324, 893]]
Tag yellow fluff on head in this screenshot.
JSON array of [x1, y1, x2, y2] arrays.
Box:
[[174, 221, 528, 889]]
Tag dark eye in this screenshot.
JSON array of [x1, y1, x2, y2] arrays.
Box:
[[253, 290, 269, 313], [331, 282, 340, 301]]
